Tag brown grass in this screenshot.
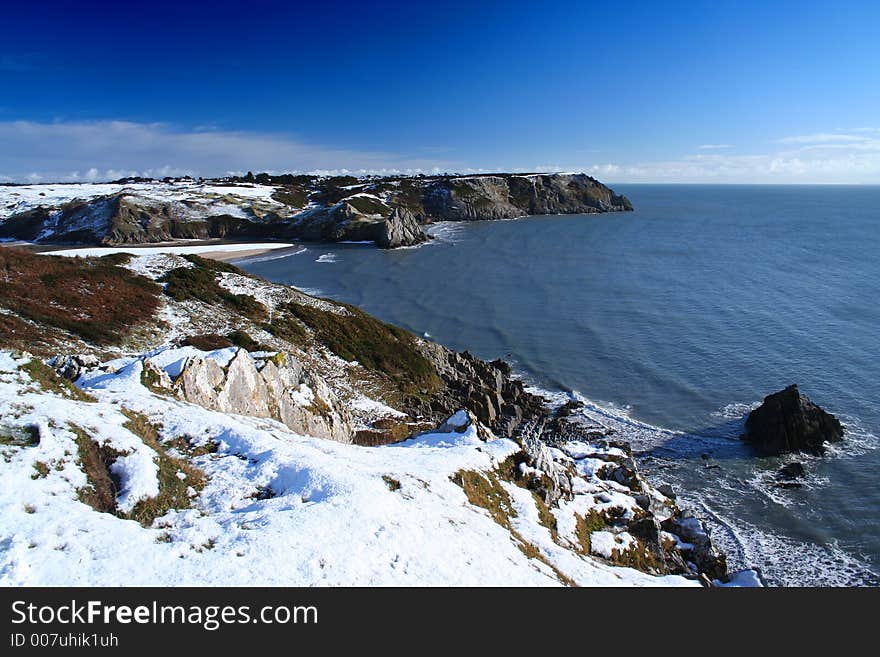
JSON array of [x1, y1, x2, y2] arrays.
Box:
[[0, 248, 161, 345], [21, 359, 96, 402]]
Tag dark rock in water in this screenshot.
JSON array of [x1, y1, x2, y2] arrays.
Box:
[[777, 462, 806, 480], [657, 483, 677, 500], [743, 384, 844, 456]]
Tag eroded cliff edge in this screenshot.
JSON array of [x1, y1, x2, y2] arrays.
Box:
[[0, 172, 632, 249], [0, 248, 739, 586]]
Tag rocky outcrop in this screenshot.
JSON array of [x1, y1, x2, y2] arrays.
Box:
[[170, 349, 353, 443], [421, 173, 632, 222], [743, 384, 844, 456], [416, 343, 544, 436], [1, 173, 629, 249], [375, 207, 430, 248]]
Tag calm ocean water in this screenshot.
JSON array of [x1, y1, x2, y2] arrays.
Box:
[[239, 185, 880, 586]]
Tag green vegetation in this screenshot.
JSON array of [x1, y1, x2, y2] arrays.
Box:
[[121, 409, 206, 527], [262, 305, 309, 346], [574, 510, 608, 554], [160, 259, 267, 321], [0, 423, 40, 447], [452, 469, 517, 528], [287, 301, 440, 392], [346, 195, 389, 216], [21, 359, 96, 402], [0, 247, 160, 345], [71, 424, 124, 514], [71, 412, 206, 527], [271, 186, 309, 208]]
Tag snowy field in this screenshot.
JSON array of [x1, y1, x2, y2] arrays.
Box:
[[0, 347, 700, 587]]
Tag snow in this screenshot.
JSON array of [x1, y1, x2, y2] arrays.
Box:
[[110, 452, 160, 514], [714, 569, 763, 587], [42, 243, 295, 258], [0, 351, 699, 586], [0, 182, 287, 220], [590, 531, 637, 559]]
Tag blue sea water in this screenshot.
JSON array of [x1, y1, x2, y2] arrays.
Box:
[[238, 185, 880, 586]]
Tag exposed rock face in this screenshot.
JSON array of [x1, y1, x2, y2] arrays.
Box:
[[375, 207, 430, 248], [1, 173, 630, 249], [417, 343, 544, 436], [171, 349, 353, 443], [743, 384, 844, 456], [422, 173, 632, 221]]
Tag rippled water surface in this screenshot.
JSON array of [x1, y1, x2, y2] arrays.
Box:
[[239, 185, 880, 585]]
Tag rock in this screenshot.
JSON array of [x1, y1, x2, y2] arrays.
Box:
[[661, 516, 727, 580], [3, 173, 631, 249], [777, 462, 806, 480], [375, 207, 430, 248], [175, 349, 353, 443], [657, 483, 677, 500], [743, 384, 844, 456], [52, 354, 100, 381]]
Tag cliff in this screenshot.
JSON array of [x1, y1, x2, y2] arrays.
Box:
[[0, 247, 743, 586], [0, 173, 632, 249]]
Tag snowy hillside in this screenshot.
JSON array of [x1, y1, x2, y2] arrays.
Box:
[[0, 247, 746, 586], [0, 172, 632, 249], [0, 350, 699, 586]]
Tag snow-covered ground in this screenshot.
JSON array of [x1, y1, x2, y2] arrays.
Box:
[[0, 181, 284, 220], [0, 349, 700, 587], [43, 243, 296, 258]]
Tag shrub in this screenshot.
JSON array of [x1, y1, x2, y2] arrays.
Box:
[[287, 301, 440, 392], [160, 263, 267, 321], [0, 248, 161, 345]]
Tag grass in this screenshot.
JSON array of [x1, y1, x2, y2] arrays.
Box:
[[21, 359, 96, 402], [0, 423, 40, 447], [346, 195, 389, 215], [453, 466, 577, 586], [71, 424, 124, 514], [574, 510, 608, 555], [0, 248, 161, 345], [452, 469, 517, 528], [121, 409, 207, 527], [31, 461, 50, 479], [262, 306, 309, 346], [287, 301, 440, 393], [382, 475, 402, 492], [70, 412, 207, 527], [160, 262, 267, 322]]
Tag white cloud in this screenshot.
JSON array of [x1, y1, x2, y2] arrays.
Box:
[[0, 120, 460, 182], [3, 120, 880, 184], [778, 133, 867, 144]]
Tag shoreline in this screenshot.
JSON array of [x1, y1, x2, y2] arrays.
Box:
[[4, 240, 300, 261]]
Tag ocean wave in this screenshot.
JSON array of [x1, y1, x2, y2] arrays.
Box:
[[315, 253, 338, 263], [231, 246, 308, 264]]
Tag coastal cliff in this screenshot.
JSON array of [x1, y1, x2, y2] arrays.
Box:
[[0, 172, 632, 249], [0, 247, 739, 586]]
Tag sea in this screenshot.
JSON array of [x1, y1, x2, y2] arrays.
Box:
[[237, 184, 880, 586]]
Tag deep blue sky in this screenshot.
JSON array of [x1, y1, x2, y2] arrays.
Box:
[[2, 0, 879, 182]]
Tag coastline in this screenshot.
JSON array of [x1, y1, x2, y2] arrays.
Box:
[[10, 241, 299, 261]]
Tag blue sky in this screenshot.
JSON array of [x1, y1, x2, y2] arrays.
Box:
[[1, 0, 879, 183]]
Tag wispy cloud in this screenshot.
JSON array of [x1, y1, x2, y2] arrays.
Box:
[[778, 133, 867, 144], [3, 120, 880, 184], [0, 120, 463, 182]]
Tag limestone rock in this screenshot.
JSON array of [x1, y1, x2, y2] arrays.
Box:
[[174, 349, 353, 443]]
